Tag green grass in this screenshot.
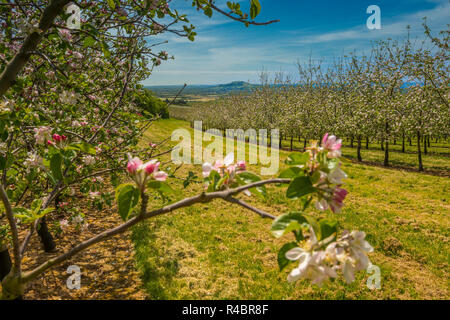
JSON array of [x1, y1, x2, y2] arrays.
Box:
[[132, 119, 450, 300]]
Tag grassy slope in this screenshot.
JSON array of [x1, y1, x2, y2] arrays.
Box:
[[132, 119, 449, 300]]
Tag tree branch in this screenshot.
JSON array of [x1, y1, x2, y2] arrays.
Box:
[[0, 183, 21, 274], [209, 3, 279, 26], [20, 178, 290, 282], [0, 0, 71, 97], [225, 197, 276, 219]]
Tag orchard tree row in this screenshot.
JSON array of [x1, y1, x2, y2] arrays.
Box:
[[186, 25, 449, 171]]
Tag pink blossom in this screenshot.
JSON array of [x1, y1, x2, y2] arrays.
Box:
[[52, 134, 62, 142], [322, 133, 342, 150], [153, 171, 168, 181], [127, 157, 143, 174], [330, 188, 348, 213], [202, 162, 213, 177], [59, 219, 69, 229], [144, 160, 160, 175], [237, 160, 246, 170], [33, 126, 51, 144], [58, 29, 72, 42]]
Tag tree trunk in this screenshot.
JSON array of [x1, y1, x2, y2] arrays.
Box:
[[402, 134, 405, 153], [279, 133, 282, 149], [350, 136, 354, 148], [424, 135, 428, 155], [393, 139, 396, 145], [381, 139, 384, 151], [428, 136, 431, 148], [366, 137, 369, 149], [357, 136, 362, 162], [290, 137, 293, 151], [37, 217, 56, 252], [0, 245, 12, 281], [384, 139, 389, 167], [303, 138, 307, 151], [409, 137, 412, 146], [384, 122, 389, 167], [417, 131, 423, 172]]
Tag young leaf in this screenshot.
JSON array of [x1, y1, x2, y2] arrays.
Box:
[[67, 142, 96, 155], [278, 242, 298, 271], [278, 166, 304, 178], [107, 0, 116, 10], [286, 176, 315, 199], [203, 6, 213, 17], [115, 183, 140, 221], [271, 211, 309, 238], [237, 171, 266, 199], [285, 152, 309, 165], [319, 219, 338, 241], [50, 153, 63, 182], [250, 0, 261, 19], [147, 180, 175, 195]]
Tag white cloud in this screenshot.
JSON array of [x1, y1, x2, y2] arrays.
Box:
[[296, 1, 449, 44]]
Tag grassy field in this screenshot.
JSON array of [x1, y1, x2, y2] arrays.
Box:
[[132, 118, 449, 300]]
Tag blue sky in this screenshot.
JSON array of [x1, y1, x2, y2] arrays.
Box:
[[143, 0, 449, 86]]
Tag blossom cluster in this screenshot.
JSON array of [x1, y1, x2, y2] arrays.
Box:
[[126, 154, 168, 190], [202, 153, 246, 187], [286, 228, 374, 285], [305, 134, 348, 213]]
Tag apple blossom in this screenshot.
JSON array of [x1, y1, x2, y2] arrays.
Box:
[[59, 219, 69, 229], [33, 126, 52, 144], [83, 155, 96, 166], [58, 28, 72, 42], [24, 152, 43, 168], [126, 154, 168, 189], [202, 153, 247, 188], [285, 228, 337, 285]]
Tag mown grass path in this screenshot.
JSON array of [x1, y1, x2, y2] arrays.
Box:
[[132, 119, 449, 299]]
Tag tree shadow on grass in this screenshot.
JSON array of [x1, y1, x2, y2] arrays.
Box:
[[343, 154, 450, 178], [131, 220, 180, 300]]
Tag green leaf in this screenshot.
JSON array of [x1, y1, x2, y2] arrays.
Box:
[[12, 207, 30, 216], [107, 0, 116, 10], [206, 170, 221, 192], [250, 0, 261, 19], [319, 219, 338, 241], [278, 242, 298, 271], [0, 153, 14, 171], [285, 152, 309, 165], [31, 199, 43, 213], [102, 41, 111, 58], [147, 180, 175, 195], [66, 142, 96, 155], [271, 211, 309, 238], [237, 171, 266, 199], [50, 153, 63, 182], [203, 6, 213, 17], [115, 183, 140, 221], [286, 176, 315, 199], [278, 166, 303, 178], [83, 36, 96, 47]]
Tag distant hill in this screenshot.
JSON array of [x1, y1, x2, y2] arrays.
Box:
[[146, 81, 260, 97]]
